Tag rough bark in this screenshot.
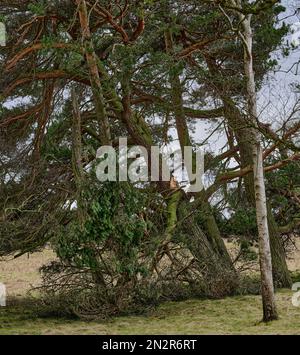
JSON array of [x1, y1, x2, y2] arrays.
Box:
[[76, 0, 111, 145], [71, 87, 85, 227], [178, 198, 238, 298], [267, 205, 292, 288]]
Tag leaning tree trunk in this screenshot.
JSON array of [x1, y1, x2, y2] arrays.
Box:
[[252, 131, 278, 321], [116, 33, 238, 297], [165, 29, 235, 273], [178, 197, 238, 298], [239, 9, 278, 322]]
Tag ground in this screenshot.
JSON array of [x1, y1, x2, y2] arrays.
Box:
[[0, 245, 300, 335]]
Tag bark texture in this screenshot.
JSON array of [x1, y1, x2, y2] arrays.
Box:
[[238, 8, 278, 321]]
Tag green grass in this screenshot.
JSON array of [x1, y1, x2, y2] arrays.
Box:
[[1, 250, 300, 335], [0, 290, 299, 335]]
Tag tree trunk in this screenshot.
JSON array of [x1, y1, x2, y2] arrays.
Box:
[[76, 0, 111, 145], [71, 87, 85, 227], [239, 10, 278, 321], [267, 205, 291, 288], [165, 29, 235, 272], [178, 198, 238, 298]]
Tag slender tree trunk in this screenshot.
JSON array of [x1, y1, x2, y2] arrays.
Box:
[[76, 0, 111, 145], [240, 11, 278, 321], [71, 87, 85, 228]]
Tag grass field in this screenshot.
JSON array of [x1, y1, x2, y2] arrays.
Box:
[[0, 248, 300, 335]]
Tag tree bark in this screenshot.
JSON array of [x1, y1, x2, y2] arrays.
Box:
[[76, 0, 111, 145], [178, 198, 238, 298], [71, 87, 85, 228], [238, 8, 278, 321]]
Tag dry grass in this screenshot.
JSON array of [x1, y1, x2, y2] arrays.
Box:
[[0, 249, 55, 297], [225, 238, 300, 273]]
